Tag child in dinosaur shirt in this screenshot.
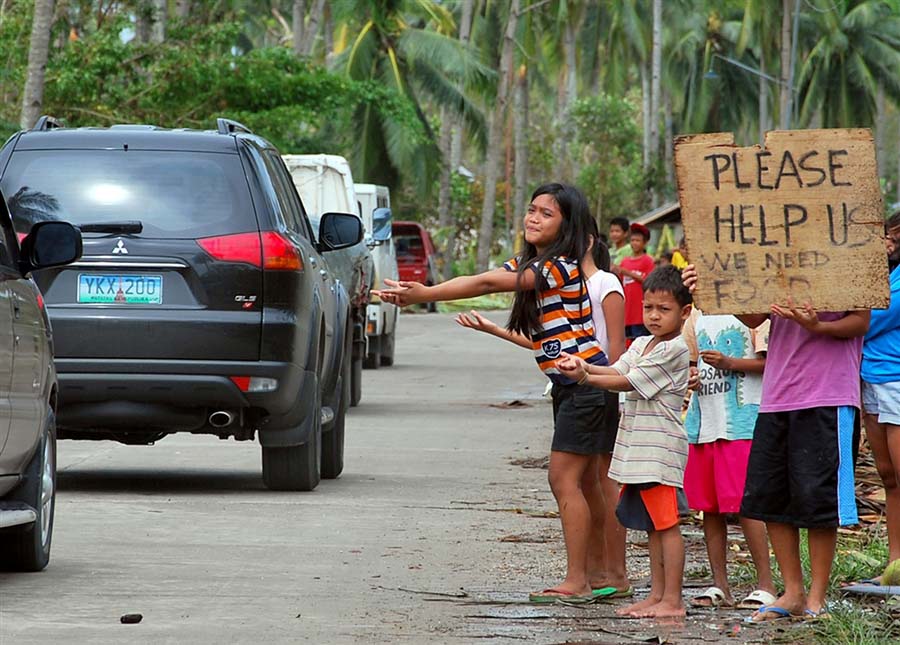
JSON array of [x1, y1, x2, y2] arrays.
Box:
[[682, 311, 776, 610]]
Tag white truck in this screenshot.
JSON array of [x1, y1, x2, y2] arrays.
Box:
[[282, 154, 374, 407], [355, 184, 399, 368]]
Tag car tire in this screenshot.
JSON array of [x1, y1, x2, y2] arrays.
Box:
[[379, 330, 395, 367], [322, 338, 349, 480], [261, 392, 321, 492], [350, 355, 363, 407], [0, 410, 56, 572], [363, 335, 380, 369]]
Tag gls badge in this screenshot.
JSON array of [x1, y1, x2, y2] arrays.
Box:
[[542, 339, 562, 359]]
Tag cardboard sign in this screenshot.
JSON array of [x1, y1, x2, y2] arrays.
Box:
[[674, 129, 890, 314]]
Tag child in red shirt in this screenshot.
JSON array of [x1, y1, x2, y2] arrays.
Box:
[[620, 223, 656, 344]]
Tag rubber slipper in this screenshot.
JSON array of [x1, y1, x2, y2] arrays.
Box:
[[744, 605, 793, 623], [691, 586, 729, 608], [592, 585, 634, 599], [804, 608, 830, 621], [737, 589, 777, 610], [528, 588, 592, 603]]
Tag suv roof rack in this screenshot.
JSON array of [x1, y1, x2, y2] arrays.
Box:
[[216, 118, 252, 135], [32, 116, 63, 131]]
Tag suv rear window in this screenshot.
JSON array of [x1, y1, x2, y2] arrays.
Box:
[[1, 149, 256, 238]]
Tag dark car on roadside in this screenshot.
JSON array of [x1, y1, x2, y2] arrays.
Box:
[[392, 221, 438, 312], [0, 185, 82, 571], [0, 117, 362, 492]]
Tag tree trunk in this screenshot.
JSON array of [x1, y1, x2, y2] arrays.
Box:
[[150, 0, 166, 44], [649, 0, 662, 205], [292, 0, 307, 56], [759, 46, 768, 143], [556, 7, 578, 181], [176, 0, 191, 19], [664, 91, 673, 190], [323, 1, 333, 61], [512, 64, 529, 254], [779, 0, 792, 129], [649, 0, 661, 162], [302, 0, 326, 57], [476, 0, 518, 272], [641, 62, 650, 170], [436, 107, 453, 280], [20, 0, 55, 130], [444, 0, 474, 274]]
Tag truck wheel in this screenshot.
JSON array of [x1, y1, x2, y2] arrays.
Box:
[[0, 410, 56, 572], [363, 334, 380, 369], [322, 341, 349, 479], [350, 356, 362, 407], [262, 392, 321, 491], [380, 330, 395, 367]]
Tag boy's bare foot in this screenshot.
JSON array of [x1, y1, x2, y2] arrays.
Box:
[[616, 596, 661, 616], [634, 600, 686, 618]]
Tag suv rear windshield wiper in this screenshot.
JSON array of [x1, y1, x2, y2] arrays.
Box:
[[78, 221, 143, 235]]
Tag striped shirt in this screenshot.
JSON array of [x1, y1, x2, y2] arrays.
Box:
[[608, 335, 690, 487], [503, 256, 608, 384]]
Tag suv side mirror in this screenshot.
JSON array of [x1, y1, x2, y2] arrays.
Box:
[[19, 221, 83, 275], [318, 212, 363, 252], [372, 207, 392, 243]]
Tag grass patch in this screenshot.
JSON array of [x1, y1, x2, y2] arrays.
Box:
[[435, 293, 513, 313], [794, 603, 900, 645]]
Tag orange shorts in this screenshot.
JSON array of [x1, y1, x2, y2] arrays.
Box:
[[616, 483, 681, 531]]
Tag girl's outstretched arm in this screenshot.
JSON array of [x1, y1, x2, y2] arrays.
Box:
[[455, 311, 532, 349], [373, 268, 535, 306]]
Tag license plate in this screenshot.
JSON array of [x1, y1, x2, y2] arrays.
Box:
[[77, 274, 163, 304]]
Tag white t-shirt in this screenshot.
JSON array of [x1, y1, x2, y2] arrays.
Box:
[[586, 269, 625, 354]]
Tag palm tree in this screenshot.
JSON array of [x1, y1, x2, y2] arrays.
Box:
[[330, 0, 491, 192], [20, 0, 56, 129], [796, 0, 900, 128]]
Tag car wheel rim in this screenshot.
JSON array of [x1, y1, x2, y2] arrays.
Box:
[[39, 438, 53, 547]]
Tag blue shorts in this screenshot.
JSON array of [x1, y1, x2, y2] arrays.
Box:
[[862, 380, 900, 426]]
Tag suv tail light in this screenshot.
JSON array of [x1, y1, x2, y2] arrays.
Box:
[[198, 232, 302, 271]]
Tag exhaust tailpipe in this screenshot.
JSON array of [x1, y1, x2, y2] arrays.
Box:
[[209, 410, 235, 428]]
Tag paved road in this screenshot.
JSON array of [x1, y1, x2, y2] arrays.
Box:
[[0, 313, 763, 644], [0, 313, 573, 643]]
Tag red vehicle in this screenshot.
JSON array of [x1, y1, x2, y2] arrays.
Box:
[[392, 221, 438, 311]]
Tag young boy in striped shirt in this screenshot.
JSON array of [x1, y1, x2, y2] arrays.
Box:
[[558, 266, 693, 618]]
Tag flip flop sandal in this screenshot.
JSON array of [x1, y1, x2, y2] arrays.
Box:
[[528, 588, 593, 604], [691, 586, 729, 608], [737, 589, 778, 610], [592, 585, 634, 599], [803, 608, 830, 621], [744, 605, 794, 623]]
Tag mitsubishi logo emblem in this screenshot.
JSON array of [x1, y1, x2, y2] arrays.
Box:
[[112, 239, 128, 255]]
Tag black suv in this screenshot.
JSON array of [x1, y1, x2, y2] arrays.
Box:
[[0, 186, 82, 571], [0, 117, 362, 492]]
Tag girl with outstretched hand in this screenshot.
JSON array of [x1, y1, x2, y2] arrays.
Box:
[[452, 230, 631, 599], [375, 183, 617, 603]]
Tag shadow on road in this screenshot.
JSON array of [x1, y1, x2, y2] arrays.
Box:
[[57, 468, 268, 494]]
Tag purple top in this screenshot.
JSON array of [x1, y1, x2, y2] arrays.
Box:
[[760, 313, 864, 413]]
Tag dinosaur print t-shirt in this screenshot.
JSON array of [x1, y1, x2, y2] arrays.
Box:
[[683, 313, 768, 443]]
